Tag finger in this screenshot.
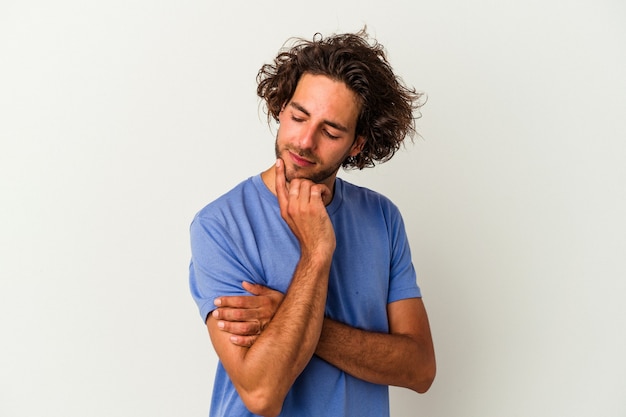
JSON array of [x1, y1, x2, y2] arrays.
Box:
[[242, 281, 266, 296], [288, 179, 301, 198], [312, 183, 332, 206], [214, 295, 260, 309], [310, 185, 322, 199], [229, 334, 258, 348], [297, 180, 312, 204], [212, 306, 260, 321], [217, 319, 261, 336], [242, 281, 285, 299]]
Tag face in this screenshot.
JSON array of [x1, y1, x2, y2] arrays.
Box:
[[275, 73, 365, 189]]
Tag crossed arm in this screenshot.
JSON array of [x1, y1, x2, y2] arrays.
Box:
[[213, 283, 436, 394]]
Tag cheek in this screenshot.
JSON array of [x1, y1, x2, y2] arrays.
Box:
[[276, 120, 300, 143], [275, 126, 287, 145]]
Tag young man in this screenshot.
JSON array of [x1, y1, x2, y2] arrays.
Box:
[[189, 30, 436, 417]]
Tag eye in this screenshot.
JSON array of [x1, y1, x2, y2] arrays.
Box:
[[323, 130, 340, 140], [291, 114, 305, 123]]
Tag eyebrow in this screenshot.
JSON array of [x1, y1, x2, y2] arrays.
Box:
[[289, 101, 350, 133]]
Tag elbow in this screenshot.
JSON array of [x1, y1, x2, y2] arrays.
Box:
[[240, 388, 285, 417], [414, 374, 435, 394], [245, 403, 282, 417], [411, 359, 436, 394]]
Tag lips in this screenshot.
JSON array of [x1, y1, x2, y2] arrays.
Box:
[[288, 151, 315, 167]]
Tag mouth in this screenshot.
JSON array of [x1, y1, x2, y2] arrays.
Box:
[[288, 151, 315, 167]]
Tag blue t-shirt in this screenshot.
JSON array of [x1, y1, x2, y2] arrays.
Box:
[[189, 174, 421, 417]]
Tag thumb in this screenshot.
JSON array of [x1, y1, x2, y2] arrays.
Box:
[[275, 158, 289, 208], [242, 281, 266, 295]]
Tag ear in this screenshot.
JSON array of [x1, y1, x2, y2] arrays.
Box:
[[348, 135, 366, 157]]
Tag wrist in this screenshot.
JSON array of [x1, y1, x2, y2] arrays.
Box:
[[300, 247, 334, 270]]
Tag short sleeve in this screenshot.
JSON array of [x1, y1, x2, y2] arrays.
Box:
[[387, 204, 422, 304], [189, 213, 256, 322]]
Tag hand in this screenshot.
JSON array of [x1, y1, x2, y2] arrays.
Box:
[[212, 281, 285, 347], [275, 159, 336, 256]]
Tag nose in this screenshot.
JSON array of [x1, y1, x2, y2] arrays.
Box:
[[299, 125, 317, 150]]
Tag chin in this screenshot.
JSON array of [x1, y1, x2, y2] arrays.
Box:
[[284, 166, 310, 183]]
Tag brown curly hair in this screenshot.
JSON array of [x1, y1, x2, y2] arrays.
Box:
[[257, 29, 424, 170]]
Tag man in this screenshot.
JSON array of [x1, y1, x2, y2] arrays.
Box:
[[189, 29, 436, 417]]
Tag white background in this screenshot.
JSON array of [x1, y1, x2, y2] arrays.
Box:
[[1, 1, 625, 416]]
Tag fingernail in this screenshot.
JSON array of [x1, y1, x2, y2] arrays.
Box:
[[212, 310, 219, 318], [217, 321, 224, 329], [214, 298, 221, 306]]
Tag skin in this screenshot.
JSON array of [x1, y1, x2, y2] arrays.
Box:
[[207, 73, 436, 416], [215, 285, 436, 392]]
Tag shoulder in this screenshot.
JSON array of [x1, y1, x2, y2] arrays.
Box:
[[190, 175, 281, 247], [192, 176, 269, 225], [195, 177, 253, 215], [337, 177, 400, 214]]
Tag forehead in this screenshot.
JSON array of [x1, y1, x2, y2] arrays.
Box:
[[290, 73, 361, 129]]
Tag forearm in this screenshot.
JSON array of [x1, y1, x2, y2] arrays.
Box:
[[246, 254, 329, 375], [221, 253, 331, 415], [315, 317, 435, 393]]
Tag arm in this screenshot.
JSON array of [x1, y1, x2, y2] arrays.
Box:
[[216, 292, 436, 393], [206, 159, 335, 417], [215, 295, 436, 393], [315, 298, 436, 393]]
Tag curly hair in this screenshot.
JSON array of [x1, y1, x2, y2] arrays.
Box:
[[257, 29, 424, 170]]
